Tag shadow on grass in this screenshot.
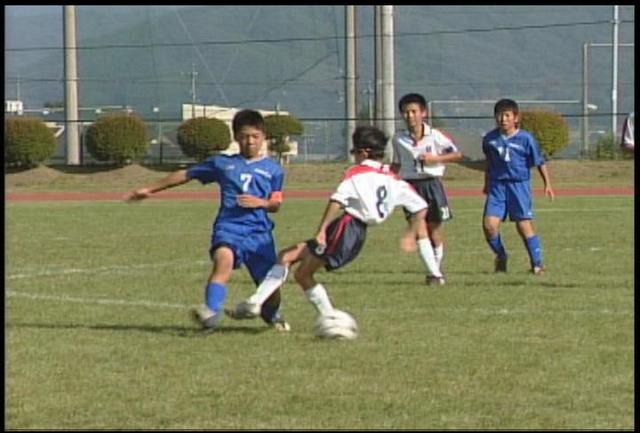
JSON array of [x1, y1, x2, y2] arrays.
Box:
[[8, 321, 272, 337]]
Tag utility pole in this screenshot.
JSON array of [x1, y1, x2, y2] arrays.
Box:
[[345, 5, 357, 161], [374, 5, 382, 129], [16, 72, 21, 101], [380, 5, 395, 160], [611, 5, 619, 136], [184, 63, 198, 119], [64, 5, 80, 165], [582, 42, 589, 157]]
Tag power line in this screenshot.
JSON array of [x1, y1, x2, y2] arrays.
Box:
[[6, 19, 633, 52]]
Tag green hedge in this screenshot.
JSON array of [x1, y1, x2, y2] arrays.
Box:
[[177, 117, 231, 161], [84, 114, 149, 165], [5, 117, 57, 167], [264, 114, 304, 162], [519, 110, 570, 157]]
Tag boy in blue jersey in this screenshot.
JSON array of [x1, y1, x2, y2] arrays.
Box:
[[124, 109, 289, 332], [482, 99, 555, 275]]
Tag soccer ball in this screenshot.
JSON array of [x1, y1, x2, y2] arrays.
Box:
[[313, 309, 358, 340]]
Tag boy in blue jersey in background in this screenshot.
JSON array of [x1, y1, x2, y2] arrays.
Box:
[[482, 99, 555, 275], [124, 109, 289, 332]]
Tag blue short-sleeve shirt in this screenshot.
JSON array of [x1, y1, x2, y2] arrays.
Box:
[[187, 154, 284, 234]]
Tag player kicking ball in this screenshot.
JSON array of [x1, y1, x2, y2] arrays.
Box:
[[225, 125, 443, 323], [124, 109, 290, 333]]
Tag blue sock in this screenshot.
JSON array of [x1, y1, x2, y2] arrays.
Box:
[[487, 234, 507, 259], [205, 282, 227, 313], [525, 235, 543, 268]]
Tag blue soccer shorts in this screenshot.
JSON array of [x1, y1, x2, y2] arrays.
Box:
[[209, 229, 277, 285], [483, 180, 535, 221]]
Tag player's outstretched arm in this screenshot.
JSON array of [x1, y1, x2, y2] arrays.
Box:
[[123, 169, 190, 203]]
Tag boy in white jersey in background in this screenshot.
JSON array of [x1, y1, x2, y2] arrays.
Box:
[[391, 93, 463, 283], [225, 125, 443, 321]]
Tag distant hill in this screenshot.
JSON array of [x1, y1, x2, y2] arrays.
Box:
[[5, 6, 635, 158]]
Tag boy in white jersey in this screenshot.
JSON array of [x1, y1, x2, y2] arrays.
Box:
[[225, 125, 444, 321], [391, 93, 463, 282]]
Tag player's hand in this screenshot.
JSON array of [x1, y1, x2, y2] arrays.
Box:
[[237, 194, 265, 208], [545, 186, 555, 202], [314, 231, 327, 252], [123, 188, 152, 203]]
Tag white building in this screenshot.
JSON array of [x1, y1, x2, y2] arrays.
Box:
[[5, 100, 24, 115]]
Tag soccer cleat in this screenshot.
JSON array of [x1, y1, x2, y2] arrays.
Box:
[[532, 266, 546, 275], [271, 317, 291, 332], [426, 275, 446, 285], [224, 301, 261, 320], [191, 304, 221, 331], [494, 256, 508, 273]]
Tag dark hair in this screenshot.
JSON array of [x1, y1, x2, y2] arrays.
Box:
[[352, 125, 387, 159], [398, 93, 427, 113], [494, 99, 519, 116], [232, 109, 265, 136]]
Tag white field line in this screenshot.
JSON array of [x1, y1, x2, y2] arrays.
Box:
[[6, 290, 631, 316], [7, 259, 210, 280], [6, 290, 193, 310], [8, 243, 619, 280], [450, 206, 633, 214]]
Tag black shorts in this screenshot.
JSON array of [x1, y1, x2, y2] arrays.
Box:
[[404, 177, 452, 223], [307, 213, 367, 271]]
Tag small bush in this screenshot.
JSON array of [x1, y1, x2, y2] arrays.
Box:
[[519, 110, 570, 157], [264, 114, 304, 163], [5, 117, 57, 167], [590, 132, 634, 160], [177, 117, 231, 161], [84, 114, 149, 165]]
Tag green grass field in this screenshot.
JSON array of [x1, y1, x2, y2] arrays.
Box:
[[6, 192, 634, 429]]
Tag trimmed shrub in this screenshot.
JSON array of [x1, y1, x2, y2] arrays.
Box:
[[84, 114, 149, 165], [264, 114, 304, 163], [591, 132, 634, 160], [5, 117, 57, 167], [177, 117, 231, 161], [519, 110, 570, 157]]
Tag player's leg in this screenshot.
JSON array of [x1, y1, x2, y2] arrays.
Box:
[[510, 181, 544, 274], [244, 232, 291, 329], [192, 245, 235, 330], [294, 251, 335, 316], [225, 241, 308, 320], [413, 212, 444, 283], [426, 178, 452, 269], [483, 182, 508, 272], [297, 214, 367, 315], [405, 180, 444, 282]]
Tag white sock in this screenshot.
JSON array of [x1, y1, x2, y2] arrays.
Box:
[[248, 264, 289, 306], [305, 284, 335, 316], [434, 244, 444, 269], [418, 238, 443, 277]]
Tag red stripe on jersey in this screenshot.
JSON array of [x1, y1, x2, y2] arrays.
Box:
[[343, 163, 401, 181], [326, 214, 352, 255]]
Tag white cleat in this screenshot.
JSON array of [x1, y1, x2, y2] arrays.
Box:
[[224, 301, 261, 320]]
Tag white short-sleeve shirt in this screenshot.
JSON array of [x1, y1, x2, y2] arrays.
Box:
[[392, 123, 459, 179], [330, 159, 427, 226]]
